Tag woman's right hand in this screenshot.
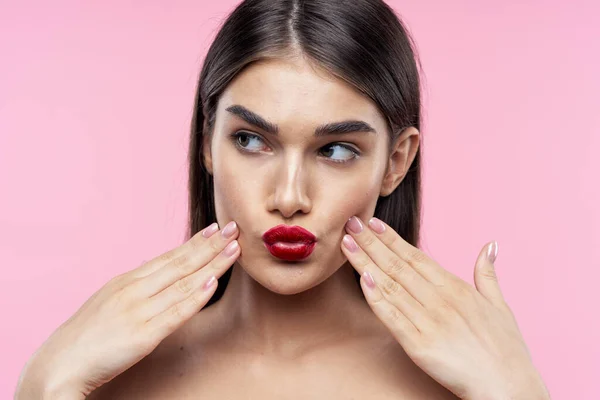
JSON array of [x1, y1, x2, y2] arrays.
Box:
[[15, 221, 240, 399]]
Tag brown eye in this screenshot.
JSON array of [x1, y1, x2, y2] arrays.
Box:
[[321, 145, 334, 158], [232, 132, 266, 152], [237, 134, 249, 147]]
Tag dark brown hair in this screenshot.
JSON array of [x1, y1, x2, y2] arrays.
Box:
[[187, 0, 424, 307]]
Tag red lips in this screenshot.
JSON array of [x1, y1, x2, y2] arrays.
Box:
[[262, 225, 317, 261]]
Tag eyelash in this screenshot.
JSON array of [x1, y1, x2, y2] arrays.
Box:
[[229, 131, 361, 164]]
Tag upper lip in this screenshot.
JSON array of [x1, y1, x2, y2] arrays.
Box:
[[262, 225, 317, 244]]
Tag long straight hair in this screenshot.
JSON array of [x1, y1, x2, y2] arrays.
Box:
[[187, 0, 424, 307]]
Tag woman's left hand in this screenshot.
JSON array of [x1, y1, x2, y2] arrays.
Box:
[[341, 216, 551, 400]]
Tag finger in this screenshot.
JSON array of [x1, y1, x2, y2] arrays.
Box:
[[140, 239, 240, 321], [144, 273, 219, 344], [366, 217, 456, 288], [341, 235, 431, 330], [345, 216, 441, 309], [131, 222, 221, 279], [131, 221, 238, 298], [359, 271, 420, 347], [473, 241, 506, 307]]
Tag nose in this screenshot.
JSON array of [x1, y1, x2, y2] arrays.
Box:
[[266, 152, 312, 219]]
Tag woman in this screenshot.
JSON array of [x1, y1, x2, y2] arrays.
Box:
[[15, 0, 551, 398]]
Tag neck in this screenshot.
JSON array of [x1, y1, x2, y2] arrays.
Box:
[[214, 262, 378, 357]]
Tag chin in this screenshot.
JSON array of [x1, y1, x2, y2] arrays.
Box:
[[235, 245, 343, 295]]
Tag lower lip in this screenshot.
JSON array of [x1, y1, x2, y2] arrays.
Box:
[[263, 241, 316, 261]]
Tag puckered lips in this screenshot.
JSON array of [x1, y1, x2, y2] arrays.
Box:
[[262, 225, 317, 261]]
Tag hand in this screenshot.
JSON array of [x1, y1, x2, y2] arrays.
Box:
[[341, 216, 550, 400], [16, 221, 240, 398]]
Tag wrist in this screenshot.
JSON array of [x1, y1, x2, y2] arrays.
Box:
[[42, 384, 87, 400], [507, 370, 551, 400], [15, 359, 86, 400], [463, 372, 551, 400], [15, 375, 84, 400], [39, 366, 87, 400]]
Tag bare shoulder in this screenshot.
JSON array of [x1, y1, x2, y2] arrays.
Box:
[[86, 307, 459, 400], [85, 335, 195, 399], [356, 335, 461, 400], [86, 307, 224, 400]]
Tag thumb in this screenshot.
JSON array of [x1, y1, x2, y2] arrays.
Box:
[[473, 241, 505, 305]]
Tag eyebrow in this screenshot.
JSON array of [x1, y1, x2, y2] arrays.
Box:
[[225, 104, 377, 137]]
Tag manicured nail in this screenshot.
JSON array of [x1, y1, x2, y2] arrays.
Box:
[[363, 271, 376, 289], [486, 241, 498, 263], [221, 221, 237, 238], [203, 276, 217, 290], [368, 218, 386, 234], [201, 222, 219, 238], [343, 234, 358, 252], [346, 216, 363, 234], [223, 240, 239, 256]]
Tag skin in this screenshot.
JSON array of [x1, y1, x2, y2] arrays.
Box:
[[204, 54, 419, 352], [341, 219, 550, 399], [87, 55, 462, 399]]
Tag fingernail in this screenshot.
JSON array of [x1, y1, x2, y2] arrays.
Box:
[[203, 276, 217, 290], [368, 218, 386, 234], [343, 234, 358, 252], [363, 271, 376, 289], [486, 241, 498, 263], [223, 240, 239, 256], [221, 221, 237, 238], [201, 222, 219, 238], [346, 216, 363, 234]]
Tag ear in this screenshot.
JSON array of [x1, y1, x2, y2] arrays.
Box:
[[380, 126, 420, 196], [201, 121, 214, 175]]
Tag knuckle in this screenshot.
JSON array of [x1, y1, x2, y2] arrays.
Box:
[[387, 256, 407, 275], [207, 238, 222, 254], [389, 235, 402, 250], [381, 277, 402, 296], [105, 287, 130, 311], [405, 248, 428, 266], [176, 276, 193, 294], [170, 302, 185, 319], [157, 250, 176, 264], [171, 254, 191, 275], [479, 266, 498, 281], [387, 307, 404, 324], [362, 234, 377, 248]]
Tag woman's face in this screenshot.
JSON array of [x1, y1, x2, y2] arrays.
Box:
[[204, 57, 406, 294]]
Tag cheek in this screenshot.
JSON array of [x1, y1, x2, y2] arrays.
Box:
[[212, 151, 262, 222], [321, 177, 381, 230]]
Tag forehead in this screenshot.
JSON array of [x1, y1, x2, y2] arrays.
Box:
[[218, 58, 388, 132]]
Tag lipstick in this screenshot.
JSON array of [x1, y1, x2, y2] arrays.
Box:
[[262, 225, 317, 261]]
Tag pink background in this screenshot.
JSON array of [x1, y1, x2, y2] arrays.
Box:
[[1, 0, 598, 398]]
